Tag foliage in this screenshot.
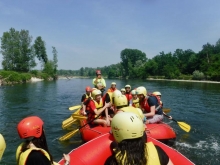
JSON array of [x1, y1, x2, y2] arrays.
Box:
[[120, 48, 147, 78], [0, 28, 36, 72], [57, 38, 220, 81], [192, 70, 205, 80], [43, 60, 56, 77], [52, 46, 58, 73], [33, 36, 48, 64], [0, 70, 31, 82]]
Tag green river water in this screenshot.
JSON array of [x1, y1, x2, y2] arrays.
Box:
[[0, 78, 220, 165]]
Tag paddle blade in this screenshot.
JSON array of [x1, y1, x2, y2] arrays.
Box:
[[69, 105, 81, 111], [0, 134, 6, 160], [72, 114, 87, 120], [163, 108, 171, 113], [59, 129, 79, 141], [177, 121, 191, 132], [62, 119, 77, 129]]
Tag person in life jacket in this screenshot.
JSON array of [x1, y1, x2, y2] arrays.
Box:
[[152, 91, 163, 107], [102, 87, 119, 118], [0, 134, 6, 161], [16, 116, 70, 165], [136, 86, 164, 124], [92, 70, 106, 96], [131, 89, 139, 108], [81, 86, 92, 115], [107, 82, 117, 93], [113, 94, 147, 124], [86, 89, 111, 127], [120, 88, 126, 95], [125, 85, 132, 106], [152, 91, 173, 120], [105, 112, 173, 165]]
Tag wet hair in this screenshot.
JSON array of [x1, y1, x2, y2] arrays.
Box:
[[20, 128, 54, 164], [109, 133, 147, 165]]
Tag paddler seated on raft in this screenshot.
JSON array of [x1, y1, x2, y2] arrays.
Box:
[[131, 89, 139, 108], [152, 91, 172, 120], [136, 86, 164, 124], [107, 82, 117, 93], [92, 70, 106, 96], [80, 86, 92, 115], [120, 88, 126, 95], [125, 84, 132, 106], [0, 134, 6, 162], [102, 86, 119, 118], [86, 89, 111, 127], [105, 112, 174, 165], [16, 116, 70, 165], [113, 93, 147, 124]]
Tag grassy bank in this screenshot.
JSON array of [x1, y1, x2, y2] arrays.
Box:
[[0, 70, 53, 85]]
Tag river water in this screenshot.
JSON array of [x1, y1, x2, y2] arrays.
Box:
[[0, 78, 220, 165]]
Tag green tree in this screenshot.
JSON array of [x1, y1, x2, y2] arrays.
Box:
[[43, 60, 55, 77], [33, 36, 48, 64], [120, 48, 147, 78], [52, 46, 58, 73], [0, 28, 36, 72], [80, 67, 84, 76]]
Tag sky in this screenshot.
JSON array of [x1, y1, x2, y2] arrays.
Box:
[[0, 0, 220, 70]]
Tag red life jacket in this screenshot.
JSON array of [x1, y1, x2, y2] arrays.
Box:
[[125, 93, 132, 102], [140, 97, 150, 113]]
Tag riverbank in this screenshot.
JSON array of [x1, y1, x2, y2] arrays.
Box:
[[147, 78, 220, 84]]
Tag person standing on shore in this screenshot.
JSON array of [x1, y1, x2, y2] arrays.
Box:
[[92, 70, 106, 96]]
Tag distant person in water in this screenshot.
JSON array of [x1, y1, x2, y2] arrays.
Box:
[[92, 70, 106, 96]]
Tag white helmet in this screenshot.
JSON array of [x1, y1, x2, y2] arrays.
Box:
[[111, 112, 145, 143]]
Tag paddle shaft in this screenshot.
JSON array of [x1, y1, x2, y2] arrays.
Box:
[[59, 113, 102, 141]]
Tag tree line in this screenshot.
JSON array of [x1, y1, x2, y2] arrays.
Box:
[[58, 38, 220, 81], [0, 28, 58, 78]]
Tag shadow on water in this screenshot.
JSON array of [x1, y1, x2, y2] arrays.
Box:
[[0, 79, 220, 164]]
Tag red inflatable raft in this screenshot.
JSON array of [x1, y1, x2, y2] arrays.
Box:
[[79, 119, 176, 145], [58, 133, 194, 165]]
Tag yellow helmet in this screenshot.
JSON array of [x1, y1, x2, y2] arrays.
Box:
[[136, 86, 147, 96], [112, 90, 122, 98], [121, 88, 125, 92], [92, 89, 101, 98], [136, 108, 145, 121], [114, 94, 128, 107], [131, 89, 137, 95], [111, 112, 145, 143], [153, 91, 161, 96], [0, 134, 6, 160]]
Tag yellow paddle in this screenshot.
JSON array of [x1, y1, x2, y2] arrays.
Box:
[[163, 113, 191, 132], [0, 134, 6, 160], [163, 108, 170, 113], [62, 109, 81, 129], [59, 114, 101, 141], [69, 105, 81, 111]]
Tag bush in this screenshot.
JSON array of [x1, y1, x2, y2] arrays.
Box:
[[0, 71, 32, 82], [192, 70, 205, 80]]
